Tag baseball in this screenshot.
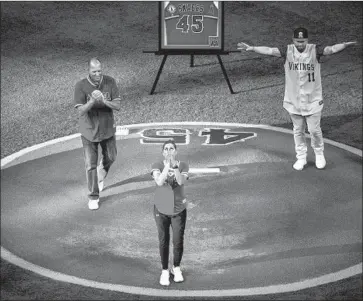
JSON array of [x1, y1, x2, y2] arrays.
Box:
[[91, 90, 103, 101]]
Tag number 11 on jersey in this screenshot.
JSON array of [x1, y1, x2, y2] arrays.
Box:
[[308, 72, 315, 82]]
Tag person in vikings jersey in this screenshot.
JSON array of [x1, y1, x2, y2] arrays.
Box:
[[74, 57, 121, 210], [238, 27, 357, 170], [151, 139, 189, 286]]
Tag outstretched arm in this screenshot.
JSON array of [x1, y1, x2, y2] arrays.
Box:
[[323, 41, 357, 55], [237, 42, 281, 57]]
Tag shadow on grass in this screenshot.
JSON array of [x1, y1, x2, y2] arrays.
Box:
[[102, 173, 151, 192], [273, 113, 362, 131], [273, 112, 362, 150], [209, 243, 362, 269], [190, 56, 265, 68]]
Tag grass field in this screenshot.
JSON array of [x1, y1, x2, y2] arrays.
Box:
[[1, 1, 362, 300]]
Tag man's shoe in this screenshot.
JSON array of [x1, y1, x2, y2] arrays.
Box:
[[293, 159, 307, 171], [315, 154, 326, 169], [88, 199, 99, 210], [159, 270, 170, 286], [97, 165, 104, 192], [171, 266, 184, 283]]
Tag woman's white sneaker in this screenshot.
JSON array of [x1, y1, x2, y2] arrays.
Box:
[[159, 269, 170, 286], [171, 266, 184, 282]]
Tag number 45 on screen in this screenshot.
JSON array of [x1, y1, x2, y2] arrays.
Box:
[[176, 15, 204, 33]]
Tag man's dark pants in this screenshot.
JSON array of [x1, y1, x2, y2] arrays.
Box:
[[81, 135, 117, 200], [153, 205, 187, 270]]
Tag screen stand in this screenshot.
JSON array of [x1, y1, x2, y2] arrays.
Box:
[[148, 52, 235, 95], [150, 55, 168, 95], [216, 55, 234, 94]]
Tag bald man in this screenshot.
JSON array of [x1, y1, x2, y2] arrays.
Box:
[[74, 58, 121, 210]]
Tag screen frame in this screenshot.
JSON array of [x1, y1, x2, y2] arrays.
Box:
[[158, 1, 225, 54]]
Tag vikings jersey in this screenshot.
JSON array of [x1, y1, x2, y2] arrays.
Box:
[[161, 1, 221, 49], [280, 44, 324, 116]]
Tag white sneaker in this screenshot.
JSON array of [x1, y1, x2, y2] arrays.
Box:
[[293, 159, 307, 171], [88, 199, 99, 210], [292, 159, 307, 170], [97, 165, 104, 192], [171, 266, 184, 283], [315, 154, 326, 169], [159, 269, 170, 286]]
